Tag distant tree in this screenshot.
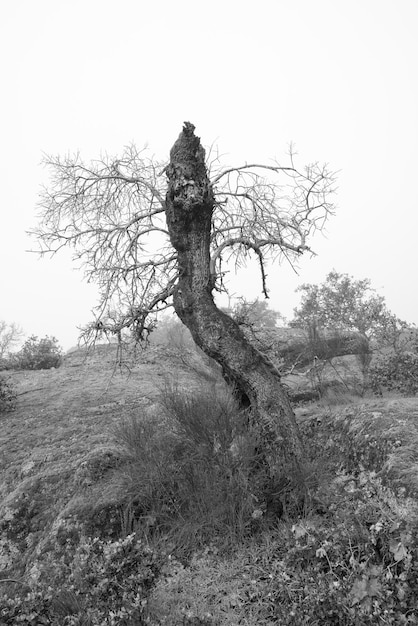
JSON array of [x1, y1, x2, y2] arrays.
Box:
[[150, 315, 195, 351], [33, 122, 336, 469], [292, 271, 407, 388], [0, 321, 24, 363], [13, 336, 63, 370], [231, 298, 285, 329], [292, 271, 405, 343], [228, 298, 285, 358]]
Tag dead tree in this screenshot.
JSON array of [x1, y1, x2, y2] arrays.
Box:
[[34, 122, 336, 470]]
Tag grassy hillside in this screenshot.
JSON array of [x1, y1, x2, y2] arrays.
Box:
[[1, 344, 199, 561], [1, 344, 418, 624]]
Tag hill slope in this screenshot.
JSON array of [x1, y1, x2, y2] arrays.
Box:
[[1, 345, 198, 572], [2, 344, 418, 624]]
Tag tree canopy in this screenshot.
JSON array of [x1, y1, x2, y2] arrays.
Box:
[[292, 270, 405, 344], [231, 298, 284, 330]]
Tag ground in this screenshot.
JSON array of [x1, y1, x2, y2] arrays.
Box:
[[0, 344, 197, 568], [1, 343, 418, 624]]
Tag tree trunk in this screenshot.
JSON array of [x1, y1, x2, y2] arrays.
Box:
[[165, 123, 303, 470]]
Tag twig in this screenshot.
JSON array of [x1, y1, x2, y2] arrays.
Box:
[[16, 387, 46, 397], [0, 578, 25, 584]]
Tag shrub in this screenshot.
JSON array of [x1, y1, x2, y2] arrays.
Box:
[[0, 376, 16, 412], [146, 475, 418, 624], [235, 490, 418, 625], [370, 350, 418, 396], [0, 533, 164, 625], [12, 335, 63, 370], [112, 383, 268, 553], [146, 412, 418, 625], [0, 357, 11, 371]]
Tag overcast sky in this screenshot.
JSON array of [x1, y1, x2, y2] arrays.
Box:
[[1, 0, 417, 350]]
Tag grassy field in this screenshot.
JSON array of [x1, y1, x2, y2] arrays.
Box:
[[1, 344, 418, 624]]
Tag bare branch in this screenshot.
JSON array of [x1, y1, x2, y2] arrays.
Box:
[[208, 151, 336, 290], [33, 137, 336, 343], [0, 321, 24, 358], [210, 162, 297, 185], [32, 146, 177, 341]]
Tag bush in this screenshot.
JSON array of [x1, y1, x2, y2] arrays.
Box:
[[370, 350, 418, 396], [112, 383, 268, 553], [0, 357, 11, 371], [0, 376, 16, 412], [12, 336, 63, 370]]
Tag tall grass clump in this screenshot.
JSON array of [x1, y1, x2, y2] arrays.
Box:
[[112, 382, 266, 553]]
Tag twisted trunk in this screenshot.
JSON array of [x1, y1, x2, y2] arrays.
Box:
[[165, 123, 303, 469]]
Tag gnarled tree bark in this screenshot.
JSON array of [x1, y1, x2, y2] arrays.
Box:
[[165, 123, 303, 470]]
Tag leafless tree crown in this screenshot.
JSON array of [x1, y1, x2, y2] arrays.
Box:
[[34, 133, 336, 342]]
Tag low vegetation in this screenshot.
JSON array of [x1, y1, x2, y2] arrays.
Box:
[[0, 334, 63, 372], [11, 335, 63, 371], [1, 275, 417, 624], [370, 350, 418, 397], [0, 375, 16, 412], [1, 340, 418, 625]]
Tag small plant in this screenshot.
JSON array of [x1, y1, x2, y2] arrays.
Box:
[[12, 335, 63, 370], [0, 532, 164, 625], [0, 376, 16, 412]]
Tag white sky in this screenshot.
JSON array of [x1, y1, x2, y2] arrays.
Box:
[[1, 0, 417, 350]]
